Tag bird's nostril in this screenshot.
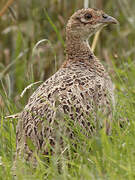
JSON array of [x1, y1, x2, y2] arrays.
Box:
[[102, 14, 108, 19]]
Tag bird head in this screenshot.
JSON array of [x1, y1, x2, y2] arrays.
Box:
[[66, 8, 118, 40]]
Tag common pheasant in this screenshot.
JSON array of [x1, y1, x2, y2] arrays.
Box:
[[15, 8, 118, 162]]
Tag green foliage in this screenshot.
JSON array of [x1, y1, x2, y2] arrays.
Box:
[[0, 0, 135, 179], [44, 9, 65, 47]]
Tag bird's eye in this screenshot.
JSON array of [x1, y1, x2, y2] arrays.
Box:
[[102, 14, 108, 19], [84, 13, 92, 20]]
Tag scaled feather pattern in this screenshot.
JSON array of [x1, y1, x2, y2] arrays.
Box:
[[15, 8, 117, 162]]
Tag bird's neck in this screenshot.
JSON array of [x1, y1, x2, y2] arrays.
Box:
[[65, 33, 93, 61]]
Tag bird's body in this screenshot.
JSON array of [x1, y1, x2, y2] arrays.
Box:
[[15, 8, 117, 161]]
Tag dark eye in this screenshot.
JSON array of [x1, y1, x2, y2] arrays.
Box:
[[84, 13, 92, 20], [102, 14, 108, 19]]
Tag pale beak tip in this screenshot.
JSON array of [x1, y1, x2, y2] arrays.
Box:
[[100, 15, 119, 25]]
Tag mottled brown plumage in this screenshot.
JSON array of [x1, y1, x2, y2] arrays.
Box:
[[15, 8, 117, 162]]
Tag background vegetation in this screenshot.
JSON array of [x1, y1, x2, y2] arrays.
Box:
[[0, 0, 135, 179]]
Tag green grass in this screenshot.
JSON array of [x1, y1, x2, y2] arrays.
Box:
[[1, 87, 135, 180], [1, 39, 135, 180], [0, 0, 135, 179]]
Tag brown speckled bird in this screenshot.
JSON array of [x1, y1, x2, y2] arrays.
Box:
[[15, 8, 118, 162]]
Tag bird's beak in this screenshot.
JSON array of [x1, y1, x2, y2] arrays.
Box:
[[99, 14, 118, 24]]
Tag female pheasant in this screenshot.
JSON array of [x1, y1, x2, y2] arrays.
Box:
[[15, 8, 118, 162]]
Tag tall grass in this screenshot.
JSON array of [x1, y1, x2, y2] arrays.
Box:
[[0, 0, 135, 179]]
